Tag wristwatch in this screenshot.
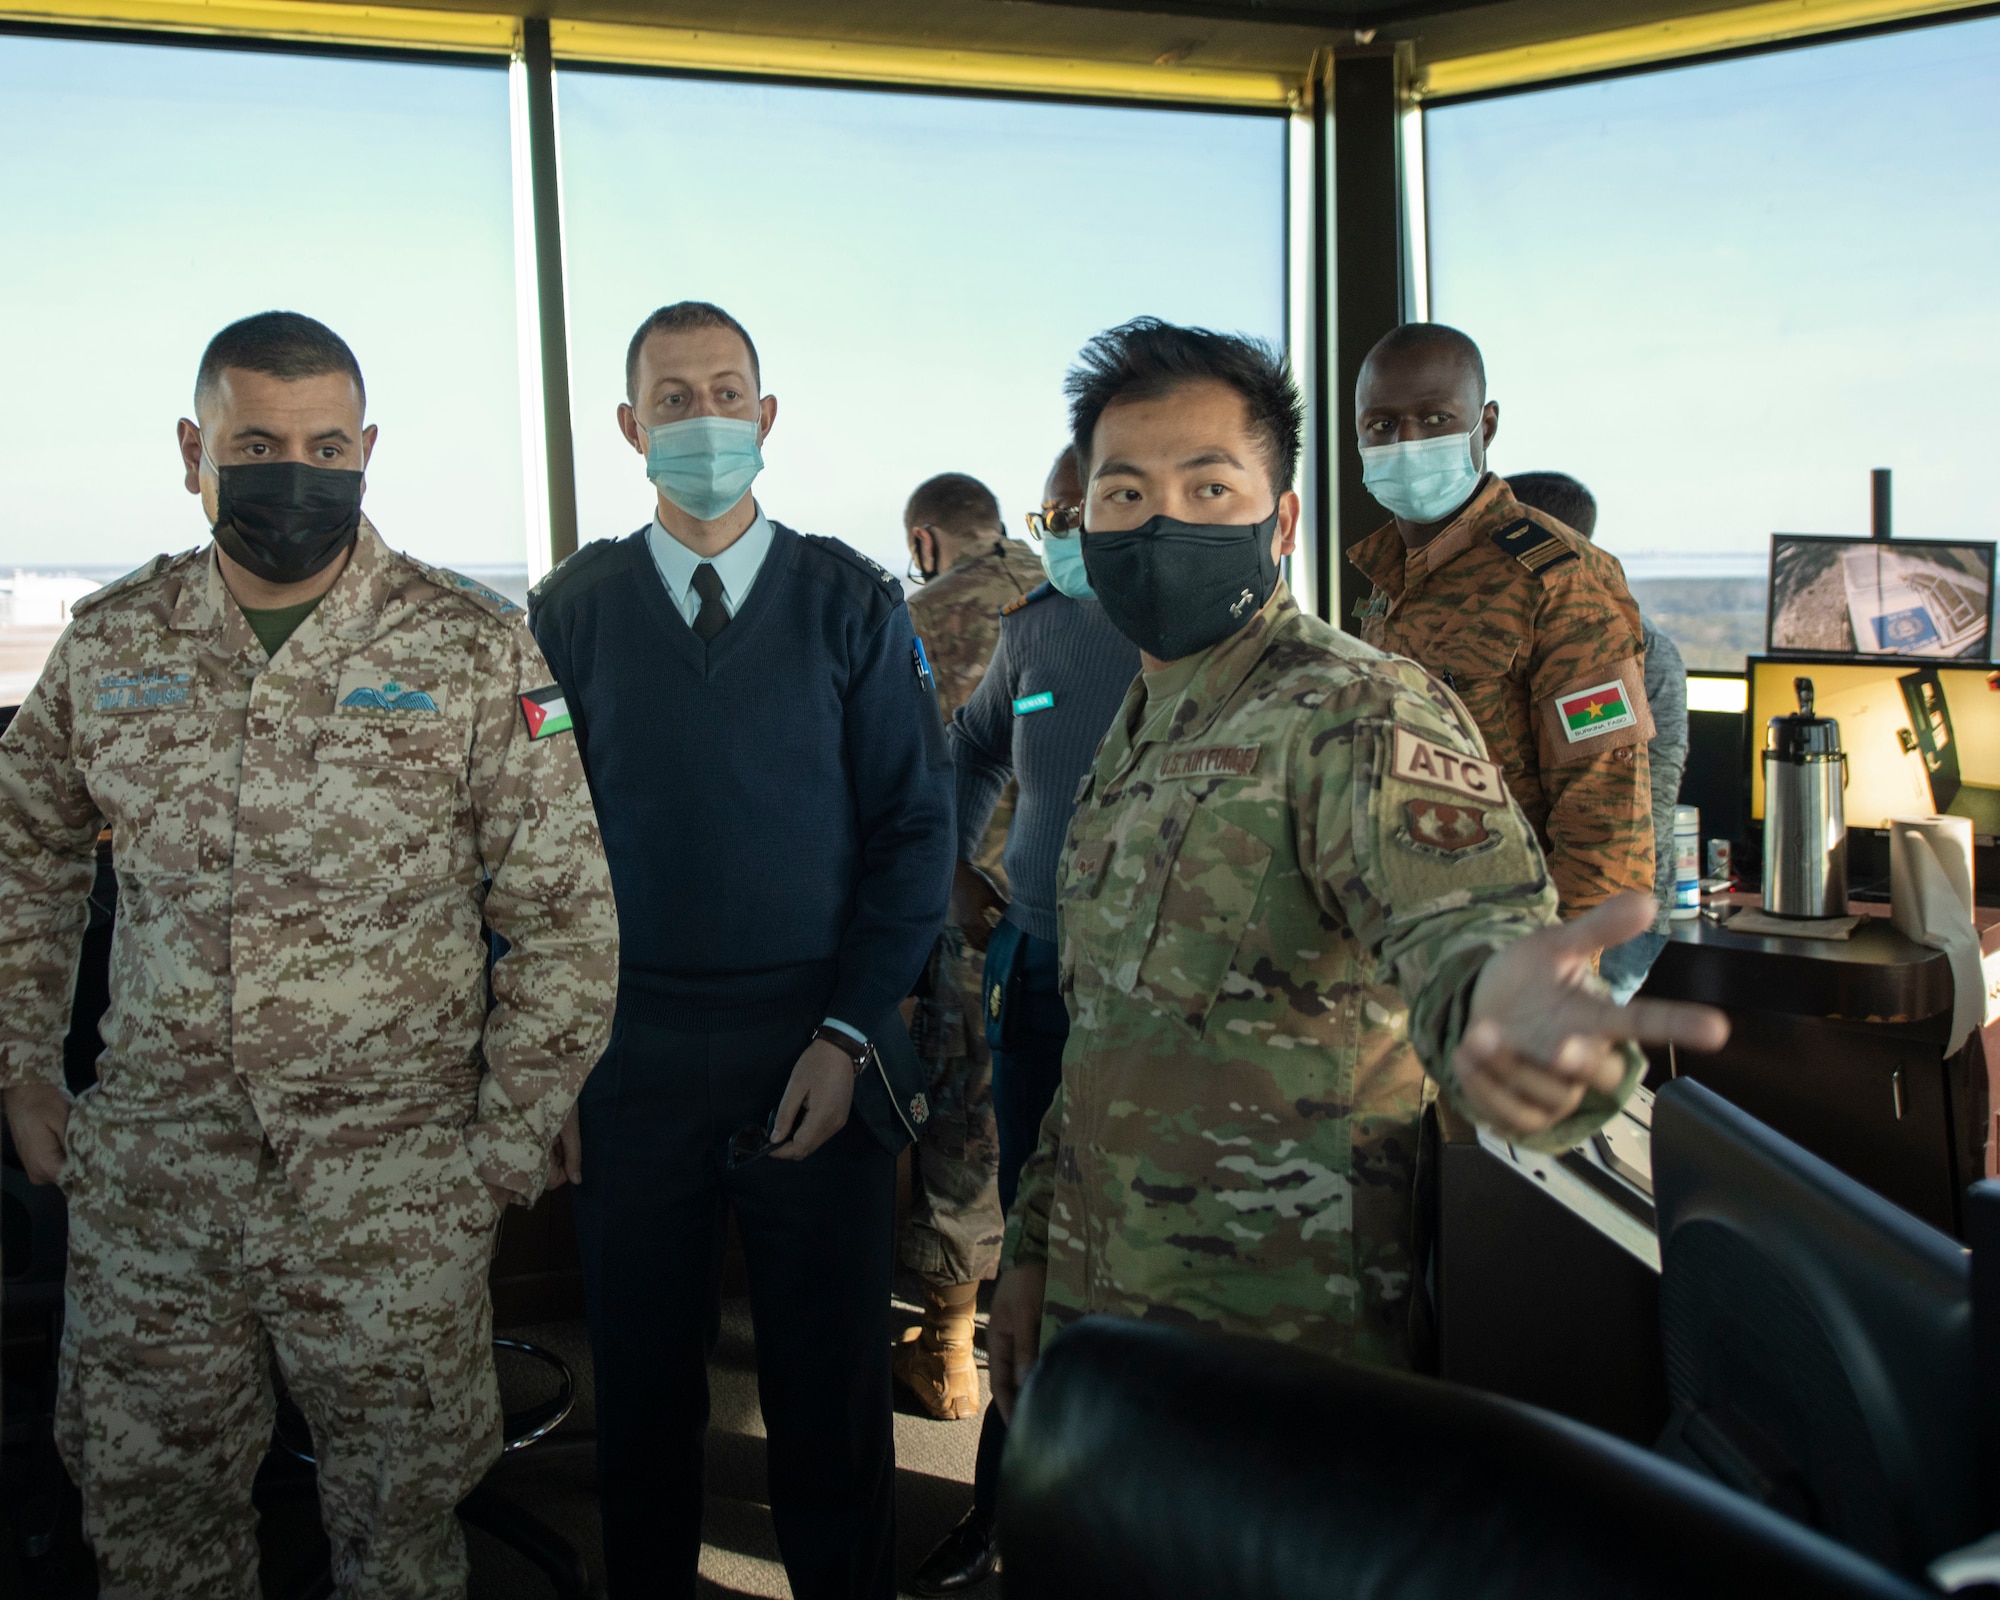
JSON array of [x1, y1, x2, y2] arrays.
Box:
[[812, 1024, 875, 1077]]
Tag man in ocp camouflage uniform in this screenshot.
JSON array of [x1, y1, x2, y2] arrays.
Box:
[[984, 321, 1725, 1412], [0, 312, 618, 1598], [1345, 323, 1654, 922], [895, 472, 1044, 1420]]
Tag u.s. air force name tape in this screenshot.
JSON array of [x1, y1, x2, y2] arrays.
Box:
[[1158, 744, 1261, 780]]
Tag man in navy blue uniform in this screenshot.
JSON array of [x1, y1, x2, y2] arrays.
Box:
[[528, 301, 954, 1600]]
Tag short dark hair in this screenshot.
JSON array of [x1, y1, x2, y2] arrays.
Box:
[[1360, 321, 1487, 402], [625, 301, 761, 403], [905, 473, 1002, 541], [1065, 318, 1303, 497], [1509, 471, 1598, 539], [194, 311, 364, 411]]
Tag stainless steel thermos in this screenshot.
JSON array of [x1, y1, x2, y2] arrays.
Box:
[[1762, 676, 1849, 917]]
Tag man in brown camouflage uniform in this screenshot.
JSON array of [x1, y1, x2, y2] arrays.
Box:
[[895, 473, 1044, 1419], [982, 320, 1725, 1419], [0, 313, 618, 1599], [1345, 323, 1654, 920]]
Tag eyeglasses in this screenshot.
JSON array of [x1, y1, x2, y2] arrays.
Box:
[[726, 1110, 790, 1169], [1024, 506, 1083, 540]]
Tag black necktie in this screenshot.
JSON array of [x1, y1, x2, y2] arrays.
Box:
[[691, 562, 729, 642]]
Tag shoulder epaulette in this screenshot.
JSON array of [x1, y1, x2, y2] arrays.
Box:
[[1489, 517, 1579, 578], [411, 560, 522, 618], [527, 537, 622, 616], [795, 529, 905, 607], [69, 552, 175, 618], [1002, 581, 1055, 617]]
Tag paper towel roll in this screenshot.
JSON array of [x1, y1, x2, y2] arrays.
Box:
[[1890, 815, 1974, 926], [1889, 816, 1981, 1053]]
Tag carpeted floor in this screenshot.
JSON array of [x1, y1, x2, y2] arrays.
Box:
[[467, 1274, 1000, 1599]]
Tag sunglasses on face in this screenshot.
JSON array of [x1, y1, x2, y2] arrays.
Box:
[[1025, 506, 1083, 540]]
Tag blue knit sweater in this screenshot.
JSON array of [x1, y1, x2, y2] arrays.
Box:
[[529, 520, 955, 1032]]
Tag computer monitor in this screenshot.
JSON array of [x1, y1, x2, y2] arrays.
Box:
[[1768, 534, 1995, 659], [1745, 654, 2000, 861], [1651, 1078, 1983, 1576]]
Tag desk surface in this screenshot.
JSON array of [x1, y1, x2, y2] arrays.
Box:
[[1653, 895, 1953, 1026]]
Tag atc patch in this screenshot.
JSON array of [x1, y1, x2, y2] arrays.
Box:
[[519, 684, 574, 740], [1390, 728, 1504, 805], [1398, 797, 1498, 858]]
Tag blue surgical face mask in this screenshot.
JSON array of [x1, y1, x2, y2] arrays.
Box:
[[1039, 532, 1093, 599], [645, 414, 764, 522], [1359, 425, 1483, 525]]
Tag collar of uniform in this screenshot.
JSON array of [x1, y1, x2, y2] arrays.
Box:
[[1347, 521, 1408, 598], [301, 517, 396, 645], [170, 517, 391, 660], [1410, 474, 1512, 580], [648, 506, 773, 615], [1152, 580, 1302, 747]]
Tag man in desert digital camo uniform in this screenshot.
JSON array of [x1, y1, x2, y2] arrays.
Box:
[[0, 311, 617, 1599]]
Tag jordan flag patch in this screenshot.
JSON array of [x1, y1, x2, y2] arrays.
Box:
[[1555, 680, 1638, 743], [519, 685, 573, 740]]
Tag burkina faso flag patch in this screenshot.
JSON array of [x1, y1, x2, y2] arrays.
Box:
[[519, 684, 574, 740], [1555, 679, 1637, 743]]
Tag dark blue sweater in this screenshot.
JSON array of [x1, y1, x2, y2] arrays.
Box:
[[529, 521, 955, 1032]]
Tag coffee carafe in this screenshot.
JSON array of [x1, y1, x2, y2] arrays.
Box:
[[1762, 676, 1849, 917]]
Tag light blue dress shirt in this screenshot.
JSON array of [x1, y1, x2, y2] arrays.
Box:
[[644, 504, 870, 1055], [647, 508, 774, 625]]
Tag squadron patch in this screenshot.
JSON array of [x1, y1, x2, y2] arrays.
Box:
[[909, 1093, 930, 1125], [1398, 798, 1498, 858], [1389, 728, 1503, 805], [1159, 744, 1261, 780], [519, 684, 574, 740]]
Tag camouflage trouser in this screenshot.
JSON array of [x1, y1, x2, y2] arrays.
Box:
[[56, 1102, 504, 1600], [898, 933, 1004, 1288]]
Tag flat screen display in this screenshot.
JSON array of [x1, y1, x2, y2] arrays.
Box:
[[1747, 655, 2000, 841], [1767, 535, 1994, 660]]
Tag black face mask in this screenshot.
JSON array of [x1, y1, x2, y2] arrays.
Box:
[[1081, 510, 1281, 661], [213, 462, 364, 585]]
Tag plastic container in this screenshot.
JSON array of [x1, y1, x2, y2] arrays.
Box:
[[1672, 805, 1701, 919]]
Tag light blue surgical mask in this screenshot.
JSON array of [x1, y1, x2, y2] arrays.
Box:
[[1359, 425, 1483, 524], [1039, 533, 1093, 599], [645, 415, 764, 522]]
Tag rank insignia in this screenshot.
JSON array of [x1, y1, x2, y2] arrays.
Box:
[[519, 684, 574, 740], [1398, 798, 1497, 858], [989, 982, 1004, 1020]]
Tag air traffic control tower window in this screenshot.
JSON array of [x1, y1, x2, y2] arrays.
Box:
[[553, 70, 1289, 579], [1424, 14, 2000, 670], [0, 32, 524, 700]]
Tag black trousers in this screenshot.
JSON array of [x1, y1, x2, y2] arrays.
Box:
[[975, 930, 1071, 1520], [574, 1001, 898, 1600]]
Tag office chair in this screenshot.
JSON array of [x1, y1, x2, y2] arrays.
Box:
[[1000, 1317, 1933, 1600]]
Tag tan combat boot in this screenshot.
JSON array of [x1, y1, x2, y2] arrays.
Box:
[[894, 1280, 982, 1421]]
